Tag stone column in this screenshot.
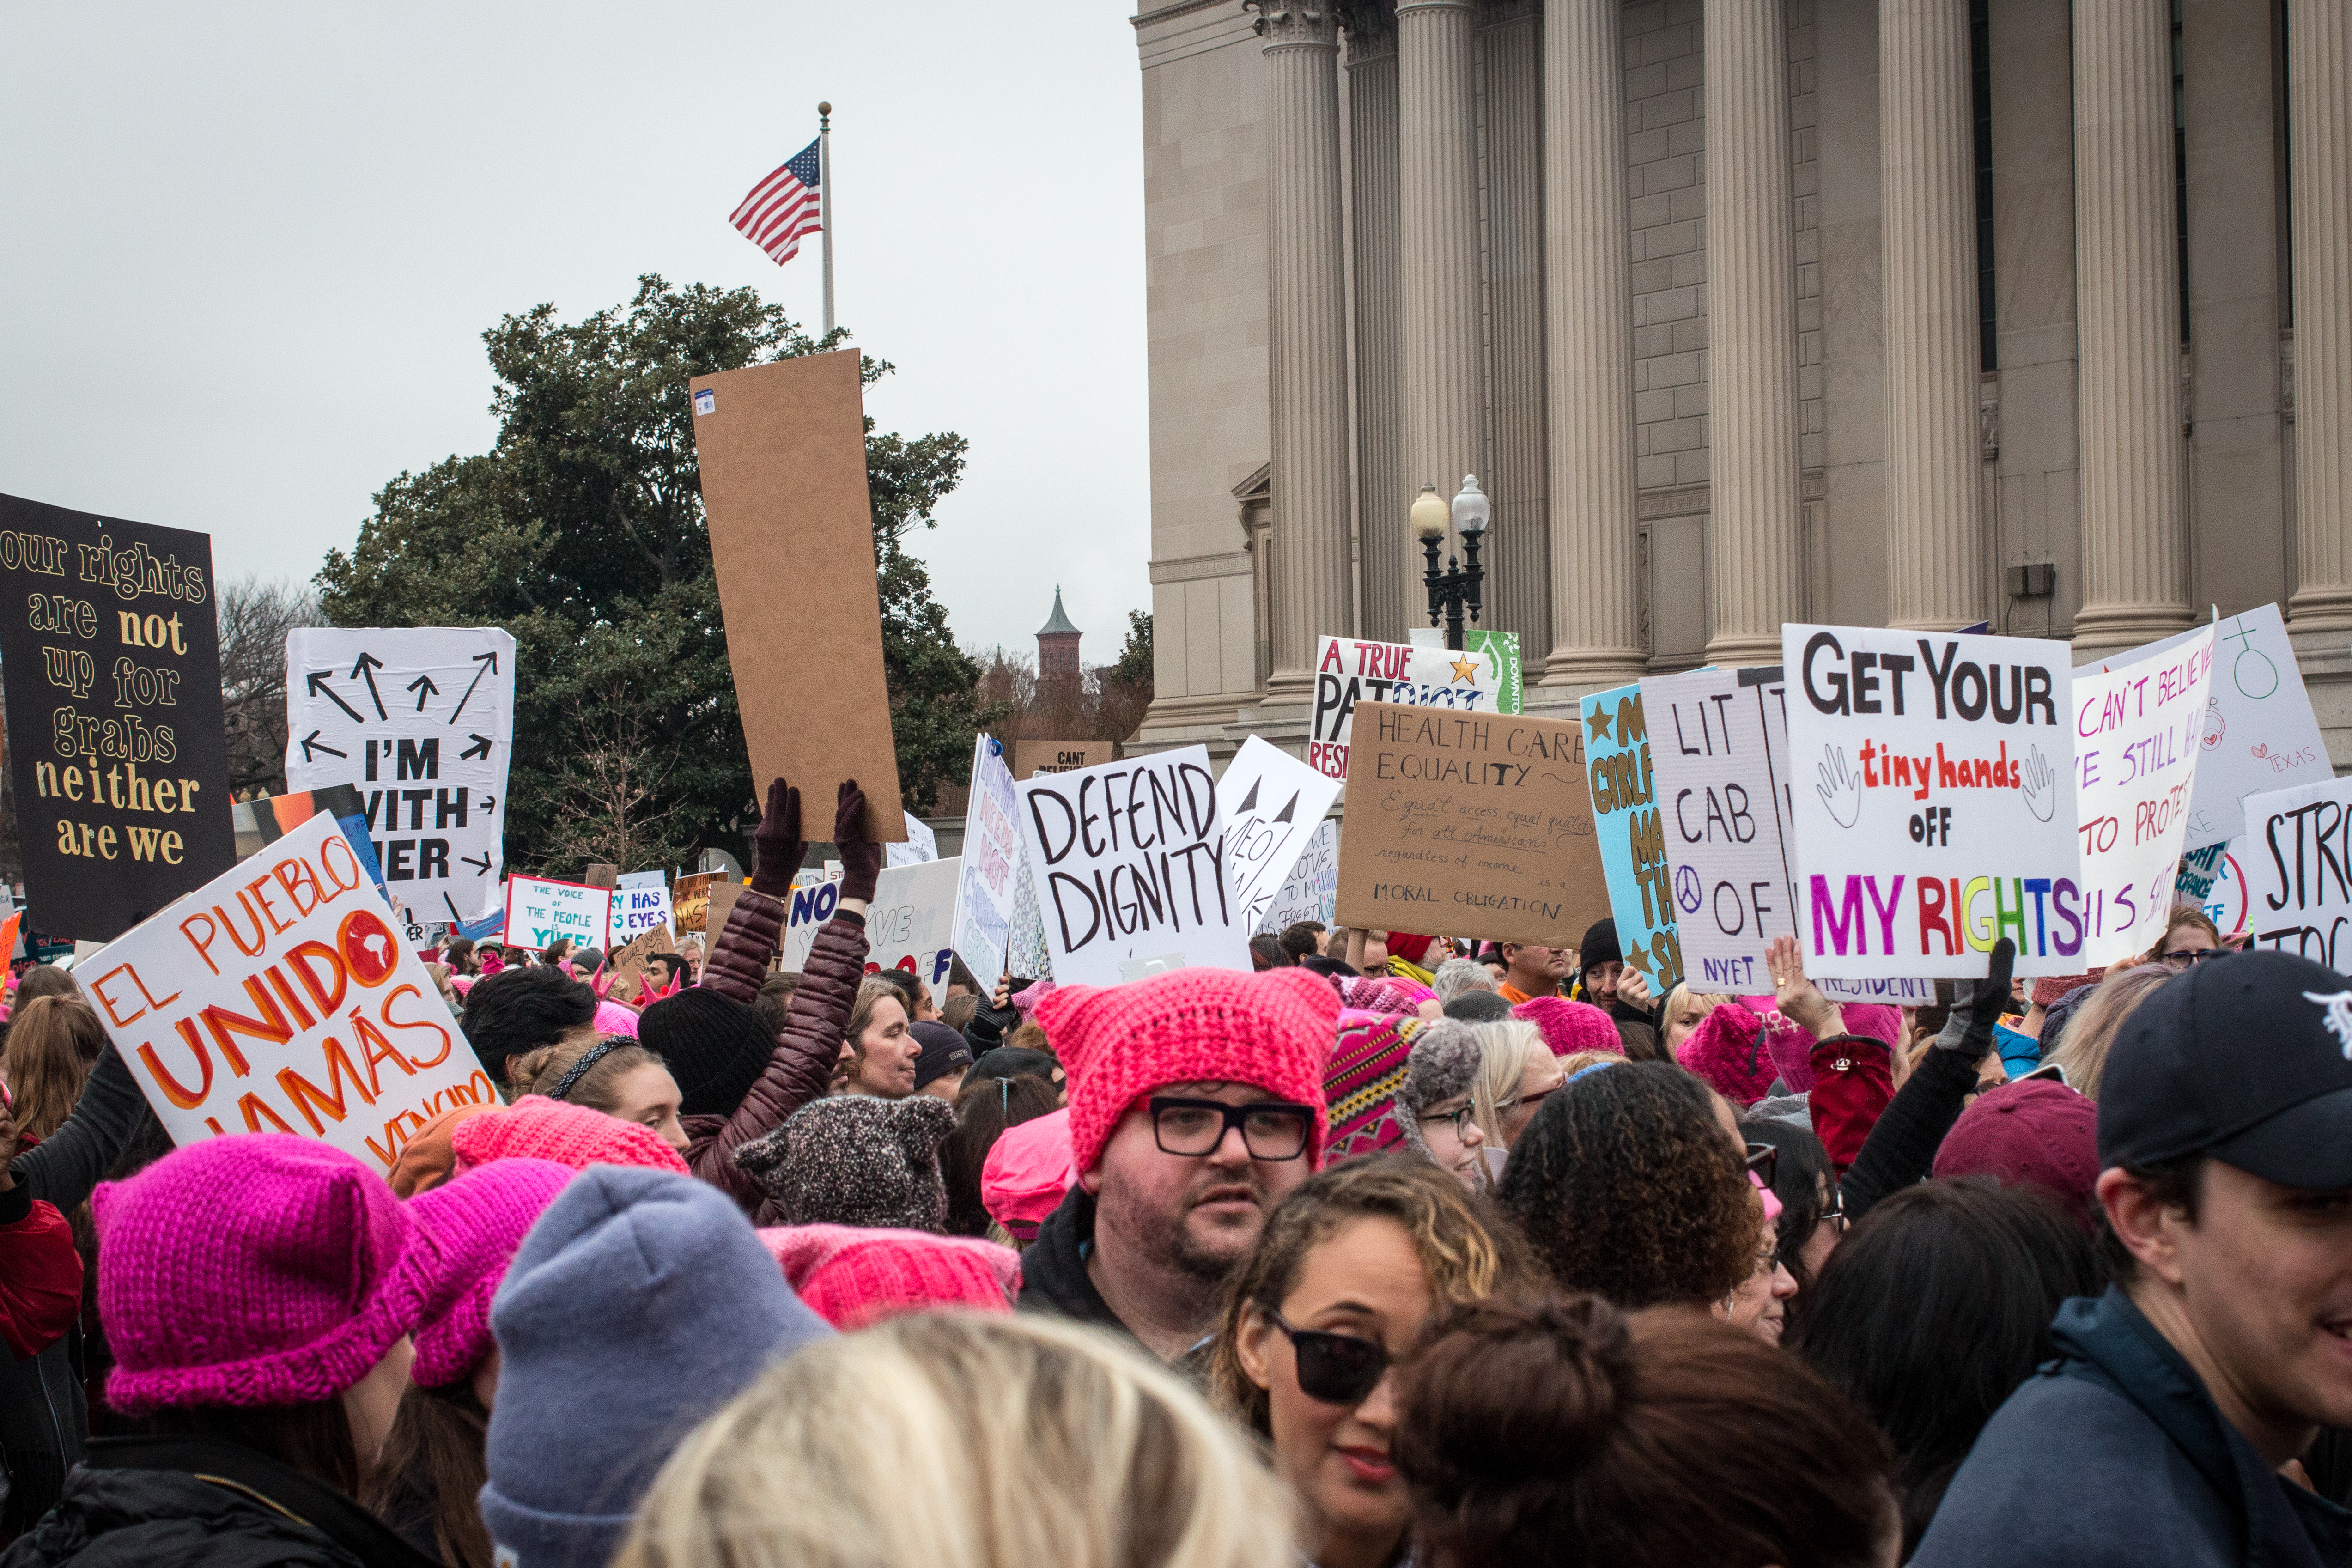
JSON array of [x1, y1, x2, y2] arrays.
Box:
[[1397, 0, 1485, 562], [2070, 0, 2190, 654], [2290, 6, 2352, 630], [1256, 3, 1357, 700], [1540, 0, 1646, 687], [1349, 19, 1409, 641], [1704, 0, 1805, 663], [1881, 0, 1987, 628]]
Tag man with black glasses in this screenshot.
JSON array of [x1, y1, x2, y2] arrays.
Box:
[[1021, 968, 1339, 1367]]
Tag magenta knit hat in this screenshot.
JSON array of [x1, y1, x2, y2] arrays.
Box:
[[93, 1135, 429, 1413], [450, 1095, 690, 1178], [980, 1107, 1075, 1240], [1674, 999, 1780, 1106], [758, 1224, 1019, 1330], [1511, 996, 1623, 1059], [406, 1158, 574, 1387], [1034, 966, 1338, 1175]]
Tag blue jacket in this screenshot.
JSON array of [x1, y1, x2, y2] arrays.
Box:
[[1913, 1287, 2352, 1567]]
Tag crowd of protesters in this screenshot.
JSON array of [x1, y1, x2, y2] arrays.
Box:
[[0, 771, 2347, 1568]]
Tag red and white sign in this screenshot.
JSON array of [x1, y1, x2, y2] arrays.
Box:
[[75, 811, 498, 1175]]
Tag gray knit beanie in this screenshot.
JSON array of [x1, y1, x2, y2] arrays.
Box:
[[734, 1094, 956, 1232], [1394, 1019, 1484, 1165]]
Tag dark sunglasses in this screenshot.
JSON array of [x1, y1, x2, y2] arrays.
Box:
[[1264, 1308, 1390, 1405], [1744, 1142, 1779, 1189]]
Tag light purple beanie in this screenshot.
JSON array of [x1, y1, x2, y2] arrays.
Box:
[[93, 1134, 431, 1413], [406, 1157, 574, 1387]]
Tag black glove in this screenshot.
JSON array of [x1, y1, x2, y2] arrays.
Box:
[[1935, 938, 2016, 1062], [748, 778, 806, 898], [835, 780, 885, 903]]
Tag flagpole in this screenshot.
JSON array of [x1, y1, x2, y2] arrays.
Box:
[[818, 101, 834, 336]]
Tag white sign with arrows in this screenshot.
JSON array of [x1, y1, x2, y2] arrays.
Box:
[[283, 627, 516, 924]]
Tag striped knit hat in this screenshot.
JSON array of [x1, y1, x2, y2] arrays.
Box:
[[1325, 1010, 1417, 1161]]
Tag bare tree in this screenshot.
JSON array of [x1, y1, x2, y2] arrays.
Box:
[[537, 689, 697, 875], [218, 577, 322, 797]]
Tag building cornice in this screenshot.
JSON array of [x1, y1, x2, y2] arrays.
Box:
[[1132, 0, 1243, 29]]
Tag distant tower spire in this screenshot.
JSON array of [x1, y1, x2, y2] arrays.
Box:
[[1037, 586, 1082, 680]]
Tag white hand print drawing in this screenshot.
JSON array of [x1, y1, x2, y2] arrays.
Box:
[[2019, 746, 2057, 823], [1816, 745, 1863, 829]]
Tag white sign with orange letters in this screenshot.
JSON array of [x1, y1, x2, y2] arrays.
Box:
[[73, 810, 498, 1175]]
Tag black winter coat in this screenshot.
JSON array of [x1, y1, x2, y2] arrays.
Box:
[[0, 1435, 440, 1568]]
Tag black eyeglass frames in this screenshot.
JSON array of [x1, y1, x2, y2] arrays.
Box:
[[1149, 1097, 1314, 1161]]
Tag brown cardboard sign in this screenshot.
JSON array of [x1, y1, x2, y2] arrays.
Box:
[[703, 881, 746, 948], [605, 923, 677, 1001], [672, 871, 720, 934], [689, 351, 906, 841], [584, 863, 620, 890], [1018, 741, 1113, 780], [1335, 701, 1609, 948]]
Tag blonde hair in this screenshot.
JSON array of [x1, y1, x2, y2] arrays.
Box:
[[614, 1313, 1296, 1568], [2048, 964, 2173, 1101], [1661, 983, 1735, 1050], [1470, 1020, 1548, 1149]]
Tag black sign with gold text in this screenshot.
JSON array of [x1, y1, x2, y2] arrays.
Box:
[[0, 492, 233, 939]]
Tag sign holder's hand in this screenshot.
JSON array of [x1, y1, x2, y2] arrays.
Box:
[[749, 778, 807, 898], [1766, 933, 1844, 1039], [1617, 967, 1653, 1012], [1938, 938, 2018, 1063], [836, 781, 884, 906]]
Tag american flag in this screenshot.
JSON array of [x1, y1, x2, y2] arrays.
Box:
[[730, 137, 822, 266]]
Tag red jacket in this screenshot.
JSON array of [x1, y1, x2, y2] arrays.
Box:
[[0, 1183, 83, 1361], [683, 893, 869, 1222]]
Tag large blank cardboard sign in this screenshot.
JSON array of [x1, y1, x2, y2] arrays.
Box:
[[74, 810, 498, 1175], [1335, 702, 1607, 948], [689, 351, 905, 841], [0, 491, 235, 941], [1781, 624, 2079, 978], [1015, 745, 1250, 986]]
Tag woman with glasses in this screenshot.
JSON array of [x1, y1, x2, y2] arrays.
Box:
[[1210, 1159, 1536, 1568], [1467, 1020, 1565, 1161], [1741, 1118, 1844, 1301]]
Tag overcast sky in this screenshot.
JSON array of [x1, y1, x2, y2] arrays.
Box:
[[0, 3, 1150, 662]]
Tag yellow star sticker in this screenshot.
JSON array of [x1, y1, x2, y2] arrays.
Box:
[[1586, 706, 1613, 745], [1449, 655, 1479, 684]]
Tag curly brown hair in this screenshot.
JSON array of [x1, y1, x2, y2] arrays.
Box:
[[1207, 1155, 1538, 1434], [1495, 1061, 1758, 1308]]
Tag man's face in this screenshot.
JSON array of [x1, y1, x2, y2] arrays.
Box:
[[2163, 1161, 2352, 1440], [1080, 1080, 1313, 1283], [1504, 944, 1570, 986], [1583, 959, 1624, 1005]]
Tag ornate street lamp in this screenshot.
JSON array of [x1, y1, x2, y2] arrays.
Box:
[[1416, 475, 1489, 651]]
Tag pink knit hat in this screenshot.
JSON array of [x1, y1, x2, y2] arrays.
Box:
[[450, 1095, 690, 1177], [1512, 996, 1624, 1058], [406, 1158, 574, 1387], [980, 1107, 1075, 1239], [758, 1224, 1019, 1330], [1033, 967, 1338, 1175], [93, 1135, 429, 1413], [1674, 999, 1781, 1106]]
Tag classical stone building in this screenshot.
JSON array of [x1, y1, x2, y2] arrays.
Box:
[[1127, 0, 2352, 766]]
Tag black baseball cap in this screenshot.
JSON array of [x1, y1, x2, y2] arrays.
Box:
[[2099, 949, 2352, 1189]]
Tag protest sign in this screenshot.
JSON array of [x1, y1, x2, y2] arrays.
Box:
[[1015, 745, 1249, 986], [1781, 625, 2080, 978], [1333, 702, 1607, 948], [779, 864, 845, 972], [2072, 626, 2215, 965], [2178, 606, 2330, 849], [1308, 635, 1520, 782], [603, 924, 676, 1001], [703, 882, 745, 946], [690, 351, 904, 842], [283, 627, 516, 927], [1008, 858, 1053, 979], [2239, 775, 2352, 969], [782, 857, 963, 988], [604, 875, 673, 949], [672, 871, 720, 934], [1019, 742, 1113, 781], [74, 810, 497, 1174], [585, 864, 620, 889], [1818, 977, 1939, 1004], [503, 875, 613, 954], [2176, 840, 2250, 937], [952, 736, 1021, 985], [1219, 736, 1344, 936], [888, 814, 939, 869], [1580, 681, 1682, 993], [1255, 818, 1340, 934], [0, 491, 235, 941], [233, 787, 387, 896], [1641, 666, 1801, 992], [1409, 628, 1524, 714]]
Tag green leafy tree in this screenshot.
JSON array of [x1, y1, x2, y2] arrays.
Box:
[[317, 275, 997, 873]]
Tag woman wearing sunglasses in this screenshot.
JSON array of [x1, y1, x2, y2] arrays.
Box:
[[1210, 1159, 1536, 1568]]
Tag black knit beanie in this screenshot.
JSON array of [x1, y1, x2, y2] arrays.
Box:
[[1579, 918, 1622, 975], [636, 988, 776, 1118]]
